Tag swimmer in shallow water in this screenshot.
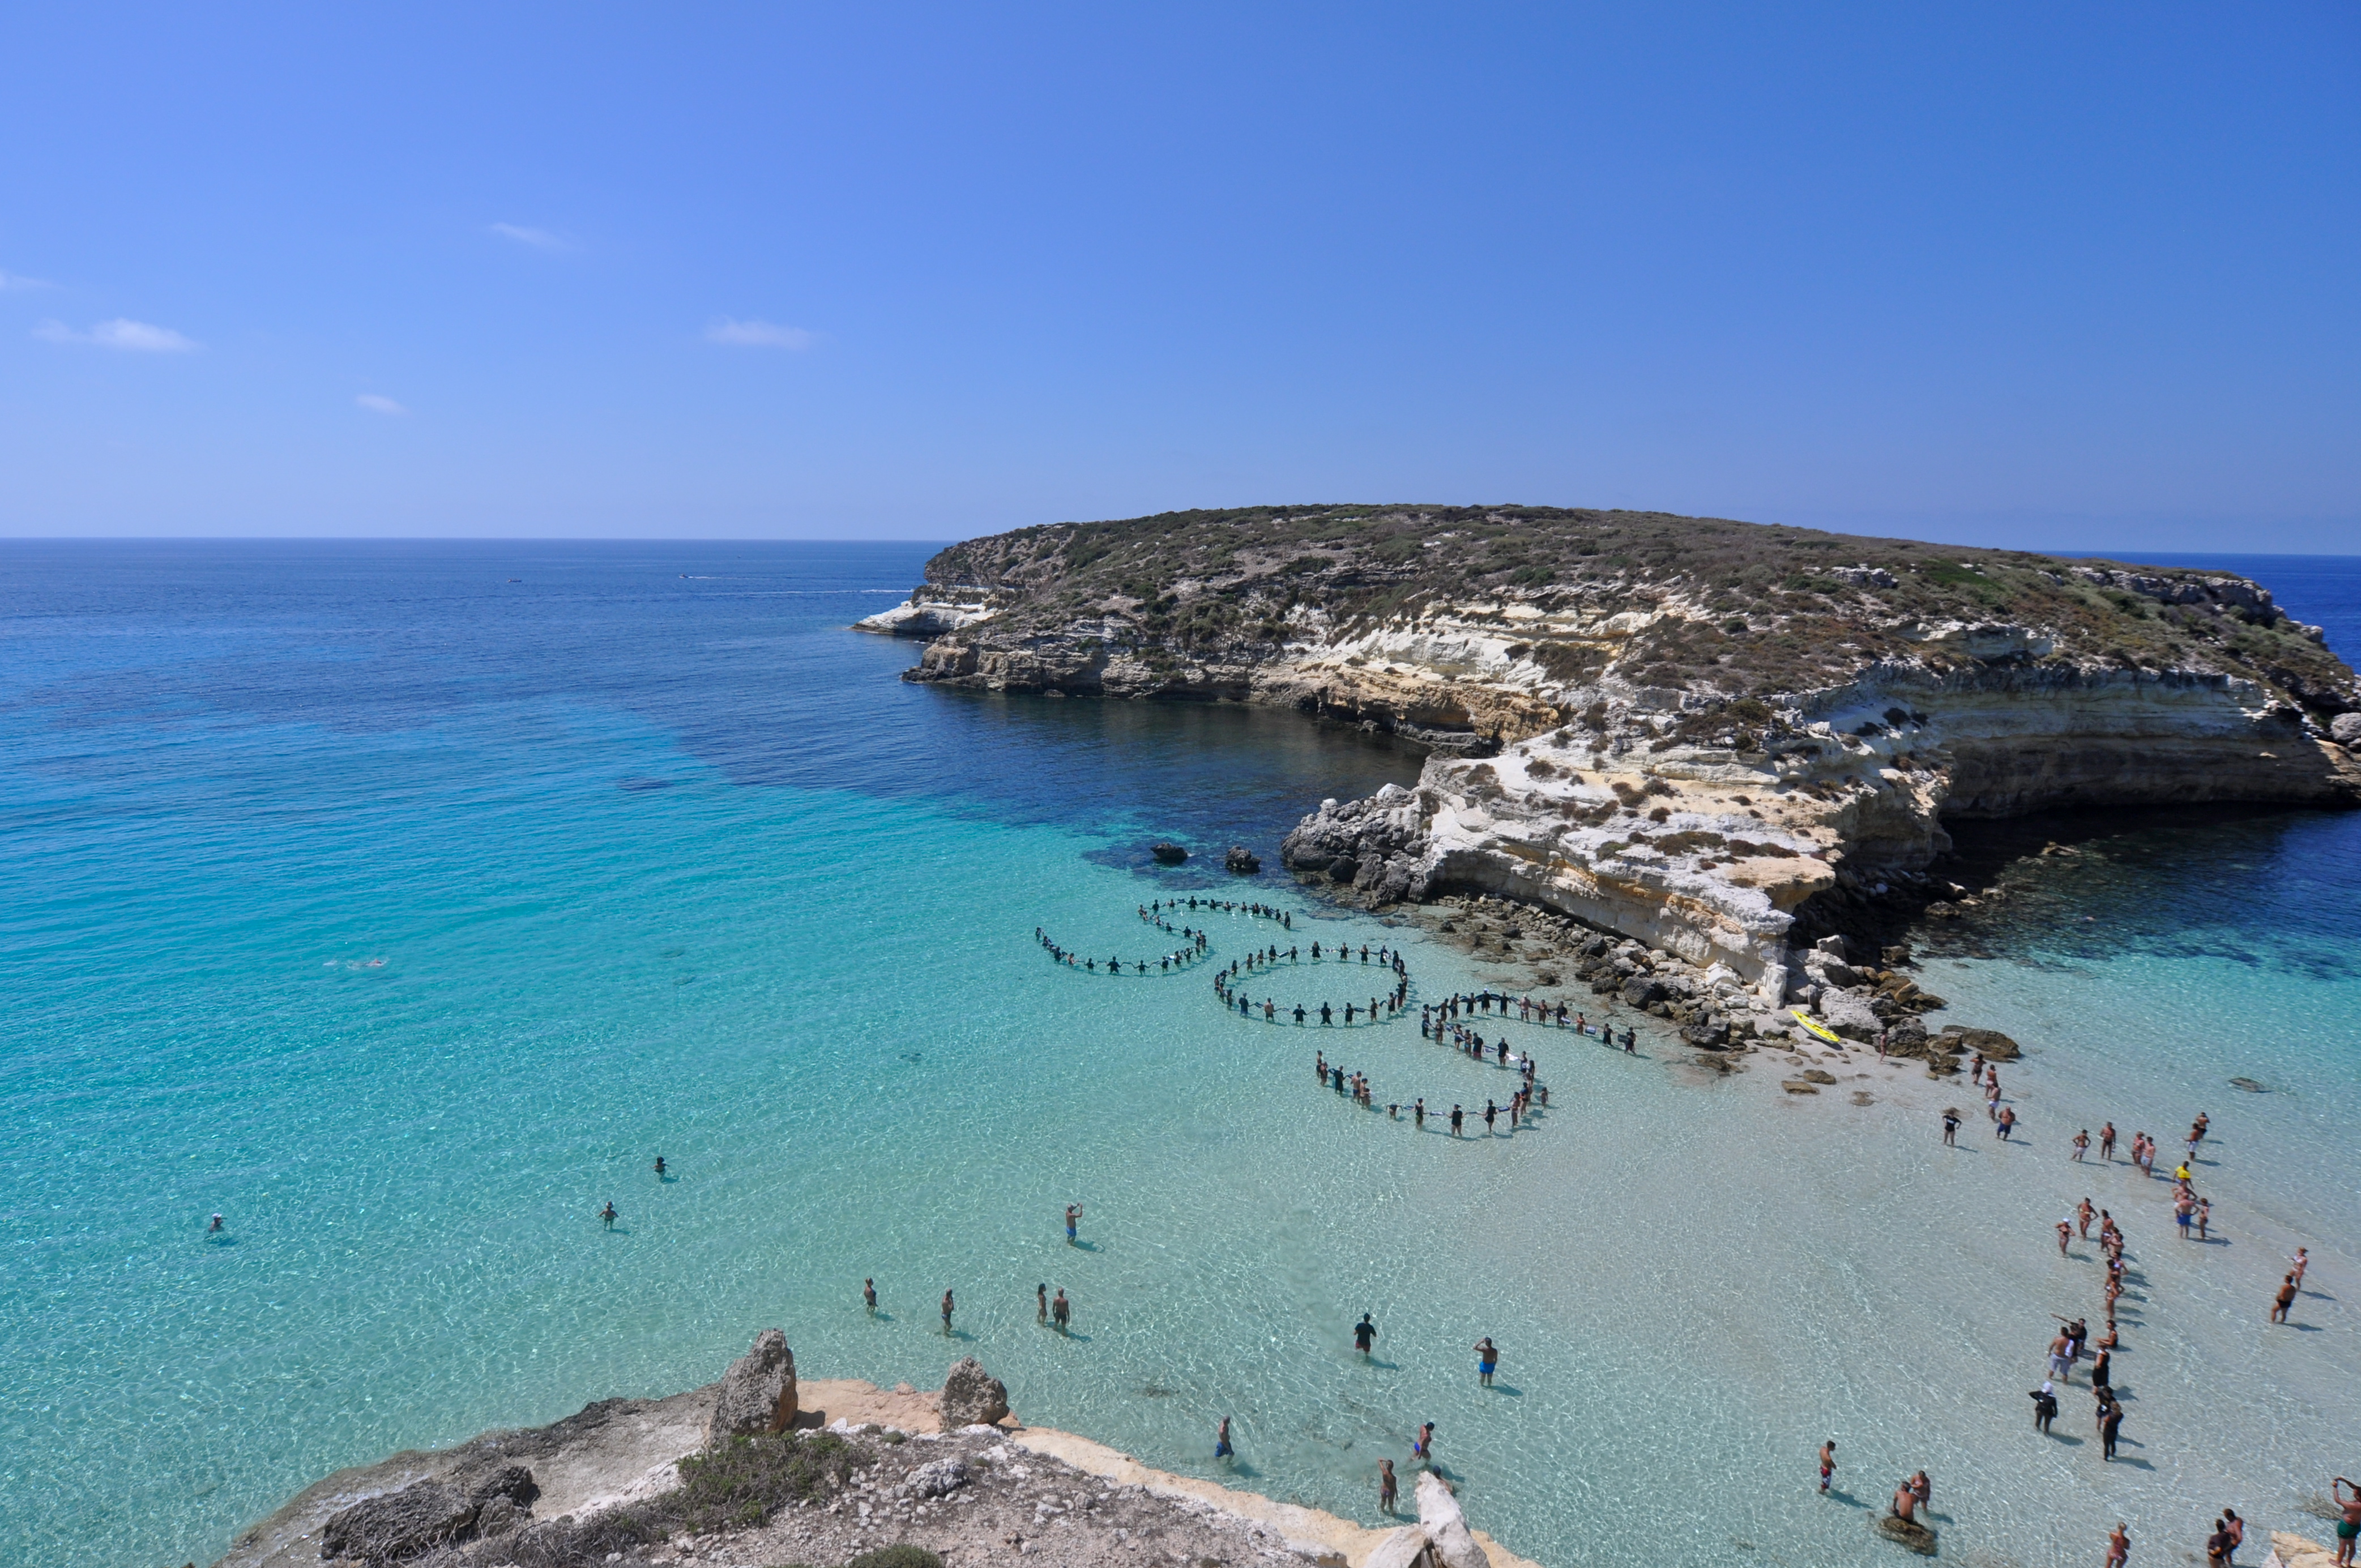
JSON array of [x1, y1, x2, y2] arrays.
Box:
[[208, 1214, 224, 1233]]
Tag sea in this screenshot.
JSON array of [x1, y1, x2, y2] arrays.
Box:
[[2, 542, 2356, 1568]]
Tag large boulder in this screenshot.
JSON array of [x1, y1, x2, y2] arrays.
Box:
[[1816, 988, 1882, 1043], [1223, 844, 1261, 874], [939, 1357, 1009, 1428], [1882, 1016, 1931, 1058], [1412, 1472, 1488, 1568], [2333, 712, 2361, 746], [1620, 975, 1670, 1009], [707, 1328, 797, 1444]]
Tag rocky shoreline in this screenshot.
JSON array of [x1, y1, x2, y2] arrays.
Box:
[[212, 1340, 1539, 1568]]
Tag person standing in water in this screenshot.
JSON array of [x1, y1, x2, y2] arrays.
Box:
[[1450, 1104, 1464, 1137], [1065, 1203, 1083, 1245], [2272, 1273, 2298, 1324], [1378, 1458, 1398, 1514], [653, 1155, 667, 1177], [1214, 1416, 1233, 1462], [1355, 1314, 1378, 1358], [864, 1278, 878, 1315], [599, 1202, 617, 1231], [2105, 1522, 2131, 1568], [1412, 1422, 1435, 1468], [1941, 1109, 1960, 1147], [1037, 1283, 1048, 1323], [208, 1214, 224, 1234], [1052, 1288, 1071, 1332], [1818, 1441, 1836, 1494], [2331, 1477, 2361, 1567], [941, 1289, 955, 1335], [1474, 1336, 1498, 1387]]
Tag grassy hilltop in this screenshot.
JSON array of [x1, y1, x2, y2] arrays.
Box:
[[915, 504, 2354, 725]]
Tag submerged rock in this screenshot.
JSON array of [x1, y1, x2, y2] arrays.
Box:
[[708, 1327, 798, 1443], [1877, 1514, 1939, 1554], [940, 1357, 1009, 1428], [1151, 841, 1189, 865], [1936, 1024, 2021, 1061]]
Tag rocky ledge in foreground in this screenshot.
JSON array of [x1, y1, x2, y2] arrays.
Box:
[[878, 505, 2358, 999], [215, 1334, 1538, 1568]]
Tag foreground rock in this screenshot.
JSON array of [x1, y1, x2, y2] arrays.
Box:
[[213, 1355, 1542, 1568], [706, 1327, 796, 1443], [1224, 843, 1262, 874]]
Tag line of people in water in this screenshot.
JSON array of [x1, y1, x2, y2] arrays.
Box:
[[1212, 939, 1412, 1026], [1311, 1049, 1548, 1136], [1147, 895, 1293, 930], [1035, 923, 1208, 976]]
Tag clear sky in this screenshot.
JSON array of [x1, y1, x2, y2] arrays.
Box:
[[2, 4, 2354, 549]]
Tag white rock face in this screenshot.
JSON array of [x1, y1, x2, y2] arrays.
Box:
[[1414, 1472, 1489, 1568], [853, 599, 997, 638]]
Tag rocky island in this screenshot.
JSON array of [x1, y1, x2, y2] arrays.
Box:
[[874, 505, 2360, 1022]]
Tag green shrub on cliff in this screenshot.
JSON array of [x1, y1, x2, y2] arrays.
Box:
[[845, 1548, 945, 1568], [664, 1430, 856, 1535]]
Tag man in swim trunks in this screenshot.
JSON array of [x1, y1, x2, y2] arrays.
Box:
[[1215, 1416, 1233, 1460], [1818, 1440, 1835, 1493], [2099, 1122, 2116, 1160], [1066, 1204, 1082, 1245], [1052, 1288, 1070, 1331], [1474, 1336, 1498, 1386], [865, 1278, 878, 1314], [1412, 1422, 1435, 1467], [1355, 1314, 1377, 1357], [1378, 1458, 1398, 1514], [2332, 1477, 2360, 1566], [1941, 1109, 1959, 1146], [2272, 1274, 2298, 1324]]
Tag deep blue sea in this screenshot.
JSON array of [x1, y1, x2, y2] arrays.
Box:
[[2, 542, 2356, 1568]]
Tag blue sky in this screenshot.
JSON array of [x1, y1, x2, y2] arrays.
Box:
[[1, 4, 2354, 549]]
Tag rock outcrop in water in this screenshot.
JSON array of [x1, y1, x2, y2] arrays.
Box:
[[890, 505, 2361, 1001]]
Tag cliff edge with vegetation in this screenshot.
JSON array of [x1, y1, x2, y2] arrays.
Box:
[[873, 505, 2360, 998]]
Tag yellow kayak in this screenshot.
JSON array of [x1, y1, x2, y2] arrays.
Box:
[[1791, 1010, 1843, 1045]]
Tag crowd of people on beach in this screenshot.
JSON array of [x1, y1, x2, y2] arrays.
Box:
[[1914, 1048, 2343, 1562]]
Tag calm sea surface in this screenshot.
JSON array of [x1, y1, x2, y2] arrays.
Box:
[[2, 542, 2356, 1568]]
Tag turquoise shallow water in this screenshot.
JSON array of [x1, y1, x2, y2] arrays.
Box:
[[2, 543, 2357, 1568]]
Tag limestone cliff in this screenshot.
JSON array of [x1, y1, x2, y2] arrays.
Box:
[[886, 505, 2360, 997]]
